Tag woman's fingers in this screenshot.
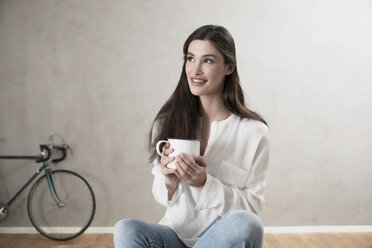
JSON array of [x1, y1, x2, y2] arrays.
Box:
[[179, 153, 199, 171], [194, 155, 207, 167], [174, 154, 207, 188], [175, 161, 192, 180], [176, 155, 197, 178], [176, 159, 194, 176], [160, 156, 175, 167], [162, 144, 174, 156], [163, 167, 177, 176], [160, 150, 207, 189], [160, 143, 175, 169]]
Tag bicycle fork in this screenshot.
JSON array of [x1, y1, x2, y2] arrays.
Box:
[[45, 168, 65, 208]]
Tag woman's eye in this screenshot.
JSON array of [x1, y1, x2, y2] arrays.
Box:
[[187, 57, 194, 62], [205, 59, 214, 64]]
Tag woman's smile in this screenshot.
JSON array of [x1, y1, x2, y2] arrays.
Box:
[[190, 77, 208, 86]]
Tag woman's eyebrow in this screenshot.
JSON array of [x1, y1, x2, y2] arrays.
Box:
[[187, 52, 218, 59]]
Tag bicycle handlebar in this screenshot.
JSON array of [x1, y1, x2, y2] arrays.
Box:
[[35, 145, 67, 163], [0, 134, 70, 164], [51, 146, 66, 163]]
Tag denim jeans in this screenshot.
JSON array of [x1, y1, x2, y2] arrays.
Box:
[[114, 210, 264, 248]]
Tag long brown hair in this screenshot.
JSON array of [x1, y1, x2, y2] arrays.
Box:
[[148, 25, 267, 162]]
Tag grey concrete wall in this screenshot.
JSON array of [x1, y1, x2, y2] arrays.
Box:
[[0, 0, 371, 228]]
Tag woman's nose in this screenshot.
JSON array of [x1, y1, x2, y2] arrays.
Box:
[[194, 61, 203, 75]]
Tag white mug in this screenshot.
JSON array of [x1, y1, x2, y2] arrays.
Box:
[[156, 138, 200, 169]]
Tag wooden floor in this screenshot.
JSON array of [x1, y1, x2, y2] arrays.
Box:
[[264, 233, 372, 248], [0, 233, 371, 248]]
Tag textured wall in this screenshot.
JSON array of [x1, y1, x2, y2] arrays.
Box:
[[0, 0, 371, 228]]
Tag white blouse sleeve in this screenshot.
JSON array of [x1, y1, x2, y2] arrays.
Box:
[[194, 126, 270, 217], [150, 121, 183, 207]]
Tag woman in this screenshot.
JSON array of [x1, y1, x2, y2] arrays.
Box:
[[114, 25, 270, 248]]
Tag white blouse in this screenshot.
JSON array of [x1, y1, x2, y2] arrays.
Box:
[[151, 114, 270, 247]]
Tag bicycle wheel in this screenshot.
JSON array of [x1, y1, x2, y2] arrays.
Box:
[[27, 169, 96, 241]]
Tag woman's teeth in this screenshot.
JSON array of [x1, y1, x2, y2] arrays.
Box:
[[191, 78, 207, 87]]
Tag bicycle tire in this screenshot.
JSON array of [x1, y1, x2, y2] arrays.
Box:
[[27, 169, 96, 241]]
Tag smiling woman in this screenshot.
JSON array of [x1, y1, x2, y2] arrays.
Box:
[[114, 25, 270, 248]]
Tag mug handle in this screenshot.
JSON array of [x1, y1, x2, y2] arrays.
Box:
[[156, 140, 169, 156]]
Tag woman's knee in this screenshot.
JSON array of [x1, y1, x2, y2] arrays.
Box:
[[114, 219, 146, 240], [225, 210, 264, 237], [196, 211, 263, 247]]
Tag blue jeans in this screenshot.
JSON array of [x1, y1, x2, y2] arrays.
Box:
[[114, 210, 264, 248]]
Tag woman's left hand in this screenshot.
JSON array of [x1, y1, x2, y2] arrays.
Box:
[[174, 153, 207, 191]]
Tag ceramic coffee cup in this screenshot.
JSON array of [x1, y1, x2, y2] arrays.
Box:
[[156, 138, 200, 169]]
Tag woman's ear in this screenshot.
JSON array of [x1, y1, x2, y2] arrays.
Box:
[[225, 64, 235, 75]]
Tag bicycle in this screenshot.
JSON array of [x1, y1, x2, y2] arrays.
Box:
[[0, 134, 96, 241]]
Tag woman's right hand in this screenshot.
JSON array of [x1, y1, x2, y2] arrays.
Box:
[[160, 143, 180, 193]]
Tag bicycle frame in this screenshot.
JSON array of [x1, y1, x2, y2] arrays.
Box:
[[0, 146, 64, 212]]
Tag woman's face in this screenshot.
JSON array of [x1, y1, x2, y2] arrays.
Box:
[[185, 39, 234, 98]]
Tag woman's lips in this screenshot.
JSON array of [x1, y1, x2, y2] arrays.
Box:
[[190, 78, 207, 86]]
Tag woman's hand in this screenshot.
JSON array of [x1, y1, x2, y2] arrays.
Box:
[[174, 153, 207, 191], [160, 143, 180, 198]]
